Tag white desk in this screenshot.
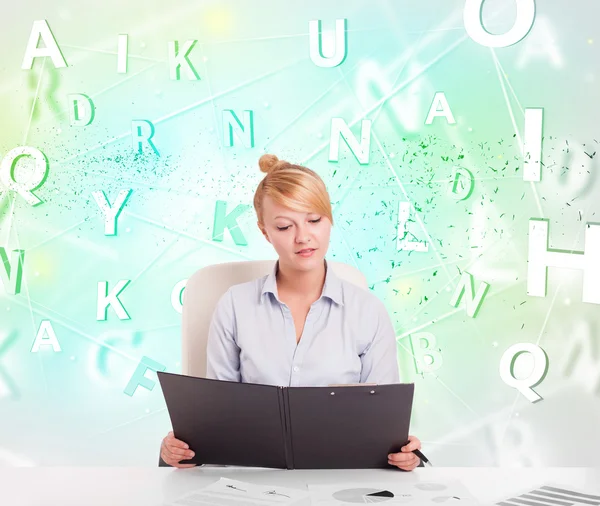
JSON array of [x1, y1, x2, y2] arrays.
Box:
[[0, 467, 598, 505]]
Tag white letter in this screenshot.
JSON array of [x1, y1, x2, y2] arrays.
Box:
[[425, 92, 456, 125], [68, 94, 95, 127], [500, 342, 548, 402], [464, 0, 536, 48], [212, 201, 251, 246], [31, 320, 61, 352], [223, 110, 255, 148], [21, 20, 67, 69], [0, 147, 50, 206], [409, 332, 443, 374], [450, 271, 490, 317], [561, 320, 600, 394], [528, 219, 600, 304], [123, 356, 166, 396], [117, 34, 128, 73], [516, 17, 563, 69], [0, 330, 18, 400], [355, 60, 425, 134], [171, 279, 187, 314], [168, 40, 200, 80], [448, 167, 474, 200], [92, 189, 132, 236], [309, 19, 347, 68], [329, 118, 371, 165], [397, 202, 428, 252], [131, 120, 159, 156], [97, 280, 131, 321], [0, 248, 25, 295], [554, 140, 596, 200], [523, 108, 543, 182]]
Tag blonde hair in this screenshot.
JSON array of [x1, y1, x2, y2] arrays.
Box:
[[253, 154, 333, 226]]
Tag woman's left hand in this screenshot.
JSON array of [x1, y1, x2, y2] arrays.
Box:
[[387, 435, 421, 471]]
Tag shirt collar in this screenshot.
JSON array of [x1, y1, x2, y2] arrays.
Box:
[[260, 259, 344, 306]]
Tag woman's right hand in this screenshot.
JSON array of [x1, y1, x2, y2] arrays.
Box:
[[160, 431, 197, 468]]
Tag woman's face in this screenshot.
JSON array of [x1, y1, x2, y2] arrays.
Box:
[[259, 195, 331, 272]]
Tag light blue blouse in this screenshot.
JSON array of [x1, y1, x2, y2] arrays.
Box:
[[206, 260, 400, 387]]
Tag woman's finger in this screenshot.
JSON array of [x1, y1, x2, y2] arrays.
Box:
[[161, 449, 175, 465], [401, 435, 421, 452], [168, 443, 195, 458], [164, 445, 183, 460], [162, 447, 195, 466], [163, 436, 194, 459], [163, 432, 195, 467], [161, 446, 178, 462], [406, 457, 420, 470], [397, 460, 419, 471], [391, 455, 418, 467], [163, 445, 191, 461], [389, 454, 418, 469], [169, 437, 190, 450], [163, 449, 188, 468], [168, 446, 194, 459], [388, 452, 415, 464]]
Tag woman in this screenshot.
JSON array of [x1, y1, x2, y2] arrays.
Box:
[[160, 154, 422, 470]]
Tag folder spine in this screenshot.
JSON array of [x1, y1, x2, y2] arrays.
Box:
[[277, 386, 295, 469], [276, 387, 290, 469], [282, 387, 294, 470]]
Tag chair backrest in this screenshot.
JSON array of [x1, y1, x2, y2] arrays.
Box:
[[181, 260, 368, 377]]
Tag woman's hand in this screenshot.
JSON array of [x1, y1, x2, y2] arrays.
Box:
[[387, 435, 421, 471], [160, 431, 197, 468]]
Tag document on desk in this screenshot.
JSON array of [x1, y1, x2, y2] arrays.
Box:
[[496, 484, 600, 505], [165, 477, 309, 506], [308, 480, 478, 504]]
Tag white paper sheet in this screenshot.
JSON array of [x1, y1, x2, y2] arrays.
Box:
[[165, 477, 309, 506], [496, 483, 600, 505], [308, 480, 479, 505]]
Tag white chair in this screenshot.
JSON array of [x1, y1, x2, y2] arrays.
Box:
[[181, 259, 368, 378]]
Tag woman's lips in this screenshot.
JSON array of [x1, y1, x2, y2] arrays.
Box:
[[296, 248, 316, 257]]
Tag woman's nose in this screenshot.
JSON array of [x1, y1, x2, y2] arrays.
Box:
[[295, 225, 310, 243]]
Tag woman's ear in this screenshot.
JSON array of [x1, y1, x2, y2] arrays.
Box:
[[257, 221, 272, 244]]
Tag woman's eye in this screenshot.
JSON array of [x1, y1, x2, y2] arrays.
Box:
[[309, 218, 322, 224], [277, 226, 291, 231]]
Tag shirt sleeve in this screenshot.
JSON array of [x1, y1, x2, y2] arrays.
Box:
[[359, 298, 400, 384], [206, 288, 242, 382]]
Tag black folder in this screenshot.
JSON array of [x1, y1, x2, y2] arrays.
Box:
[[157, 371, 415, 469]]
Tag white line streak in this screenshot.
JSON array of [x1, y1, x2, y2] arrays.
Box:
[[22, 57, 46, 145], [125, 211, 254, 260], [26, 219, 88, 252], [60, 44, 165, 62]]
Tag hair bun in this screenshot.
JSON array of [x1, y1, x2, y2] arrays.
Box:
[[259, 153, 281, 174]]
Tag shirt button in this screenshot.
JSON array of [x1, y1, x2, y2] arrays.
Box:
[[293, 366, 300, 372]]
